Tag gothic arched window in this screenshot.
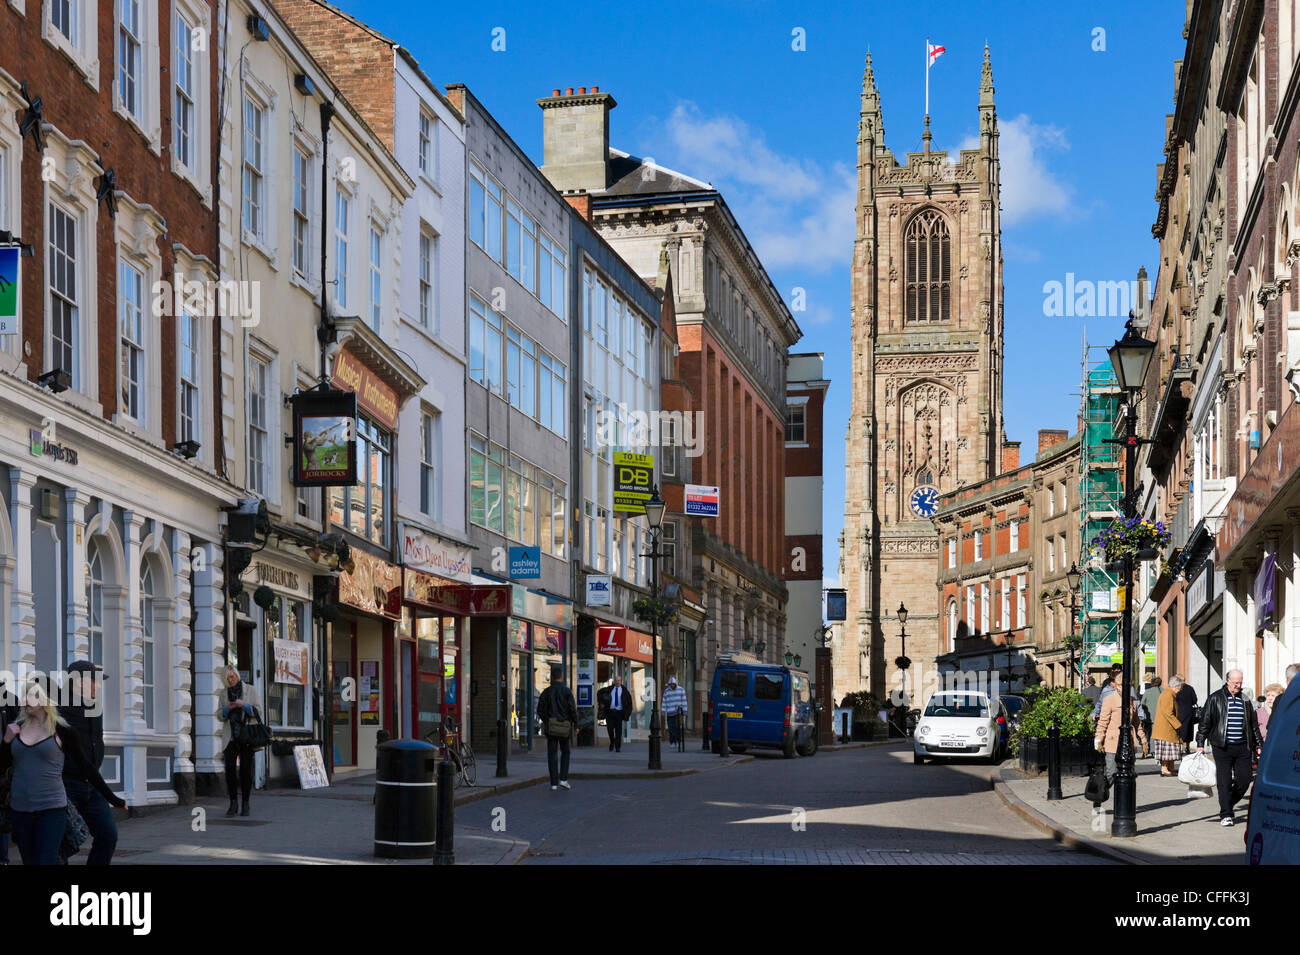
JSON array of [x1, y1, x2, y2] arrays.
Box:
[[86, 541, 104, 667], [905, 210, 951, 323]]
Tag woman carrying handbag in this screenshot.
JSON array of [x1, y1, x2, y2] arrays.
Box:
[[535, 666, 577, 792], [216, 665, 267, 817]]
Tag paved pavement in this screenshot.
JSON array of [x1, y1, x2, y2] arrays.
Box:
[[459, 741, 1113, 865], [996, 755, 1249, 865]]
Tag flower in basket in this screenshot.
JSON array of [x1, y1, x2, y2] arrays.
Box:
[[632, 595, 678, 625], [1089, 516, 1170, 564], [894, 655, 911, 670]]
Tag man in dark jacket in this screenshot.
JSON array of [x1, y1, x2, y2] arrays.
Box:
[[536, 667, 578, 790], [59, 661, 118, 864], [1196, 669, 1261, 827], [1176, 679, 1199, 751], [605, 676, 633, 752]]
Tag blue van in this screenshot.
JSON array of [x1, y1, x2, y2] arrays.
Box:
[[708, 656, 818, 757]]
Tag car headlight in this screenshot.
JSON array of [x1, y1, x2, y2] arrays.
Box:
[[975, 726, 988, 736], [917, 724, 930, 736]]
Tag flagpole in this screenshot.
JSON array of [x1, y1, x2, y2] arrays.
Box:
[[925, 35, 929, 117]]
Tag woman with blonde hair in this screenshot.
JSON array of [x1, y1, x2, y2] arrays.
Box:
[[1257, 682, 1286, 741], [216, 665, 263, 817], [0, 680, 124, 865]]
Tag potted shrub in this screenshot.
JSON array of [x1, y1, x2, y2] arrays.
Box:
[[1011, 686, 1095, 776], [842, 691, 885, 740]]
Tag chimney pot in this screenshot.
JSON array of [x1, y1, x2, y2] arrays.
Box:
[[552, 89, 561, 97], [565, 87, 574, 95], [591, 85, 599, 93], [578, 87, 587, 95]]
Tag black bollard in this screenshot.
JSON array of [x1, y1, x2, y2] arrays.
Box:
[[495, 719, 508, 778], [434, 758, 455, 865], [719, 712, 730, 757], [1046, 721, 1063, 801]]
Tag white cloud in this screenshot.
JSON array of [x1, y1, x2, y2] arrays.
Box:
[[962, 114, 1071, 225], [646, 102, 856, 273]]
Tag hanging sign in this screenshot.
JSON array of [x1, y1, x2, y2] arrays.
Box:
[[613, 451, 654, 514], [585, 574, 612, 606], [289, 388, 357, 487], [825, 588, 847, 621], [684, 484, 719, 517], [0, 247, 18, 335]]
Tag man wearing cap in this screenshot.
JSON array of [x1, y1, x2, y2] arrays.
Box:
[[60, 661, 121, 865], [662, 676, 688, 746]]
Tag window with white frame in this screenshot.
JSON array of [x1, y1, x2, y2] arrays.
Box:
[[973, 530, 983, 562], [174, 11, 196, 168], [947, 537, 956, 568], [86, 539, 105, 666], [469, 161, 566, 319], [178, 310, 200, 445], [1009, 519, 1019, 551], [980, 582, 989, 631], [966, 584, 975, 631], [140, 561, 155, 727], [1017, 574, 1026, 628], [263, 595, 309, 730], [786, 402, 806, 443], [1001, 581, 1010, 631], [369, 226, 382, 330], [334, 189, 350, 308], [1047, 538, 1055, 572], [47, 0, 99, 84], [171, 1, 211, 193], [418, 109, 434, 180], [247, 351, 270, 496], [52, 0, 77, 42], [1047, 484, 1055, 516], [419, 229, 436, 330], [117, 0, 142, 120], [330, 416, 391, 546], [118, 259, 145, 422], [292, 145, 310, 276], [48, 202, 80, 388], [242, 95, 266, 239], [661, 520, 677, 577], [420, 410, 439, 518], [948, 599, 957, 650]]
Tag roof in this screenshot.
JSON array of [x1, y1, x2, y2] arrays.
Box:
[[601, 148, 713, 197]]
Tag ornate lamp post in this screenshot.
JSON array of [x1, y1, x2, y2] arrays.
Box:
[[643, 487, 667, 771], [1066, 562, 1083, 689], [896, 603, 910, 704], [1104, 320, 1157, 838]]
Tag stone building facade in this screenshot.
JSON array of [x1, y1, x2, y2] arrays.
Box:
[[840, 49, 1006, 699]]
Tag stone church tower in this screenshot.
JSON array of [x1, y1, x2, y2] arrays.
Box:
[[840, 48, 1005, 701]]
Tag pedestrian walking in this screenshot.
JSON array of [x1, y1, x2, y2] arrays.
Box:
[[1140, 676, 1162, 758], [1151, 675, 1184, 776], [535, 666, 577, 791], [1094, 682, 1146, 783], [216, 665, 262, 817], [0, 681, 124, 866], [605, 675, 632, 752], [1195, 669, 1261, 827], [1257, 683, 1286, 742], [58, 661, 119, 864], [1082, 676, 1102, 706], [1176, 678, 1198, 753], [1090, 667, 1122, 720], [662, 677, 688, 745]]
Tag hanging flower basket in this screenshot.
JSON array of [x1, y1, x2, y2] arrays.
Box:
[[1090, 517, 1169, 568], [633, 595, 677, 626], [894, 655, 912, 671]]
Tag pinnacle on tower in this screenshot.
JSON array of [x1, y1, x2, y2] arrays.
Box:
[[980, 44, 995, 107], [860, 52, 885, 143]]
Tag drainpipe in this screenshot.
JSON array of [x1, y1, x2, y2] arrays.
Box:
[[318, 99, 336, 776]]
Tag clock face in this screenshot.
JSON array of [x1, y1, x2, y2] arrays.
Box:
[[910, 485, 939, 518]]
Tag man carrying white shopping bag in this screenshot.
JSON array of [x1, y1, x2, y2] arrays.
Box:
[[1195, 670, 1261, 827], [1178, 749, 1215, 799]]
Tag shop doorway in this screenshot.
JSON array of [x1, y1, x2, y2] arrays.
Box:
[[331, 623, 357, 768]]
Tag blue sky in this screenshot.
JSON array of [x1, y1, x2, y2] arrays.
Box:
[[344, 0, 1187, 585]]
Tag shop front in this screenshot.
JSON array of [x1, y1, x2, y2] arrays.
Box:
[[332, 549, 403, 772], [508, 585, 574, 750], [594, 623, 655, 741]]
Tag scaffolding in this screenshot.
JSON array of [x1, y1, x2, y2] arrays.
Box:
[[1077, 339, 1123, 681]]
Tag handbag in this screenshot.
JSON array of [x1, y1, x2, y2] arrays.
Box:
[[544, 688, 573, 738], [60, 800, 91, 860], [1084, 767, 1111, 805], [240, 705, 273, 748]]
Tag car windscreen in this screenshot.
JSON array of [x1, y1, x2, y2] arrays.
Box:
[[717, 670, 749, 699], [924, 695, 990, 718], [1002, 697, 1024, 716]]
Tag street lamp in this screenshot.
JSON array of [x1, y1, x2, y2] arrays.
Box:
[[1104, 319, 1156, 839], [643, 486, 666, 771], [896, 603, 909, 703], [1066, 562, 1083, 689]]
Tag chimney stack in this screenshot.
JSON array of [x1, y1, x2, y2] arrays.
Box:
[[1037, 429, 1068, 454], [1001, 441, 1021, 473], [538, 86, 619, 193]]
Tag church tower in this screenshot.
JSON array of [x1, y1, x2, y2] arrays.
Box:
[[841, 47, 1005, 701]]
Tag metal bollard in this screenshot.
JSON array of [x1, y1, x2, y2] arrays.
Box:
[[719, 712, 730, 757], [1046, 721, 1063, 801], [434, 758, 455, 865], [495, 718, 508, 778]]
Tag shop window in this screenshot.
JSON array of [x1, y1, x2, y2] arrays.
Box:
[[330, 415, 391, 546], [660, 520, 677, 577], [264, 596, 308, 730]]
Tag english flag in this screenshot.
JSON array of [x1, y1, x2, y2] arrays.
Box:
[[927, 42, 946, 68]]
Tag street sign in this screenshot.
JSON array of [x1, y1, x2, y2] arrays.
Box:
[[585, 574, 612, 606], [613, 451, 654, 514]]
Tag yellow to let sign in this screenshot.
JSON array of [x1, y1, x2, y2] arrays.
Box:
[[614, 451, 655, 514], [1116, 586, 1127, 611]]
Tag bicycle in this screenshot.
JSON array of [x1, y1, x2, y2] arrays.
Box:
[[425, 715, 477, 788]]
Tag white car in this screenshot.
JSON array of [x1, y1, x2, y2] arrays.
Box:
[[913, 690, 1005, 764]]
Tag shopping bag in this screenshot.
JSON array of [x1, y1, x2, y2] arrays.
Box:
[[1178, 750, 1216, 787], [1185, 785, 1214, 799]]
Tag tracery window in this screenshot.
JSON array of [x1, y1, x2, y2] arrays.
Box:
[[905, 210, 951, 323]]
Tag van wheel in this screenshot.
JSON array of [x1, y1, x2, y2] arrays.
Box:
[[729, 744, 748, 754], [797, 734, 818, 757], [782, 735, 797, 759]]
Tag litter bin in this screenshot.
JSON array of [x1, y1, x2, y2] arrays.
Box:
[[374, 739, 437, 859]]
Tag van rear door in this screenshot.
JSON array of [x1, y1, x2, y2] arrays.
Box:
[[749, 671, 786, 744], [713, 668, 750, 739]]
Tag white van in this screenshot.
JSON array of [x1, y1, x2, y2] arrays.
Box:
[[1245, 684, 1300, 864]]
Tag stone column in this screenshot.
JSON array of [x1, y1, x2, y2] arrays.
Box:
[[122, 510, 147, 734], [8, 470, 38, 675], [63, 487, 92, 665], [170, 528, 195, 782], [192, 541, 225, 787]]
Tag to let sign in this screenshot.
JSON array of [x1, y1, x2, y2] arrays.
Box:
[[613, 451, 654, 514]]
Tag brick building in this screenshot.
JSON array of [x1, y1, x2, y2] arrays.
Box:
[[784, 353, 830, 672], [0, 0, 239, 802]]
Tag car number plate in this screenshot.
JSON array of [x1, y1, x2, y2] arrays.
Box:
[[721, 711, 743, 719], [940, 739, 965, 748]]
